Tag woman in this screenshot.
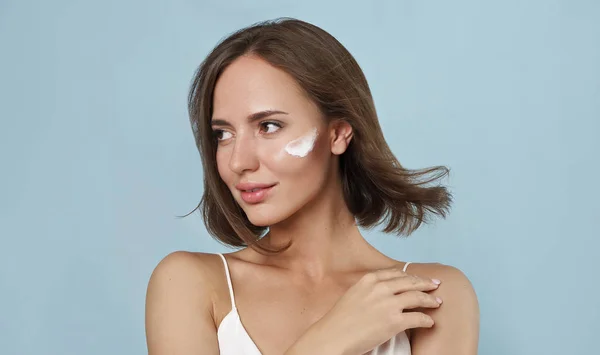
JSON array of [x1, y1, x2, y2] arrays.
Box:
[[145, 17, 479, 355]]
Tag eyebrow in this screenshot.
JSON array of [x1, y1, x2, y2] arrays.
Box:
[[211, 109, 289, 127]]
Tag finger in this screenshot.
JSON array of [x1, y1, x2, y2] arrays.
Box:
[[382, 275, 440, 294], [395, 290, 442, 310], [371, 267, 407, 281], [397, 311, 435, 330]]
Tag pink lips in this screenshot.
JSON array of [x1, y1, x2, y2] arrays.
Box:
[[235, 182, 277, 204]]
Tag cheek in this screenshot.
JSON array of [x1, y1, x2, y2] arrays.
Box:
[[282, 127, 318, 158], [215, 150, 232, 183], [260, 133, 328, 177]]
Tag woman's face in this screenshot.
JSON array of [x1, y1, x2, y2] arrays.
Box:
[[211, 55, 344, 227]]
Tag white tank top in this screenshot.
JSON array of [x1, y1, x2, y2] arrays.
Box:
[[216, 253, 412, 355]]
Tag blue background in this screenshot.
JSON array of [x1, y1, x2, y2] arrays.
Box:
[[1, 1, 598, 354]]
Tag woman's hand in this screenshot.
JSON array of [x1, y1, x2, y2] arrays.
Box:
[[303, 266, 443, 355]]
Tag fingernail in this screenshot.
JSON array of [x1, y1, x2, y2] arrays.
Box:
[[432, 279, 441, 285], [436, 297, 443, 304]]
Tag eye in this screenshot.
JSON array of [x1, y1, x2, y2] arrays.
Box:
[[259, 121, 282, 134], [213, 129, 233, 141]]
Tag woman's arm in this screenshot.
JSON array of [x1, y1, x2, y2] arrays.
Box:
[[410, 264, 480, 354], [145, 251, 220, 355]]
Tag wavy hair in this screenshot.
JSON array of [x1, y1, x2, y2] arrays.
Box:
[[182, 17, 452, 254]]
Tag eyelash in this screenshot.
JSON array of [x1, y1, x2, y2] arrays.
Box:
[[212, 121, 283, 142], [259, 121, 282, 134]]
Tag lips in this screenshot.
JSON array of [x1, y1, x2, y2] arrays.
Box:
[[235, 182, 277, 204]]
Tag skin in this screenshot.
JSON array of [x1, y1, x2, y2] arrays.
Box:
[[145, 55, 480, 354]]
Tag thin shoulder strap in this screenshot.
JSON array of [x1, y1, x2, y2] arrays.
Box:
[[217, 253, 236, 310], [403, 261, 412, 272]]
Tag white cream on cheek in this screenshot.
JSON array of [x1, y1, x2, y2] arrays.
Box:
[[283, 127, 318, 157]]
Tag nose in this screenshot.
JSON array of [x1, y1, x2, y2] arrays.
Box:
[[228, 133, 259, 174]]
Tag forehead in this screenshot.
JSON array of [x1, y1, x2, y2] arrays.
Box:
[[212, 55, 311, 119]]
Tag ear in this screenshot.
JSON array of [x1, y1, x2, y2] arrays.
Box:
[[329, 119, 353, 155]]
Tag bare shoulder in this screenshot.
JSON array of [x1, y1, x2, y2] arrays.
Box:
[[405, 262, 479, 319], [148, 251, 221, 283], [145, 251, 224, 355], [404, 262, 480, 354], [146, 251, 223, 302], [150, 250, 206, 275], [408, 262, 477, 296]]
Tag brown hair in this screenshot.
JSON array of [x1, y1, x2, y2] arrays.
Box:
[[182, 17, 452, 254]]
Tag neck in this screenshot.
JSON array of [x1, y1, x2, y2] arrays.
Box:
[[256, 180, 379, 281]]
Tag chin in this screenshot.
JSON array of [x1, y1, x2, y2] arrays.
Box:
[[243, 204, 294, 227], [245, 211, 284, 227]]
